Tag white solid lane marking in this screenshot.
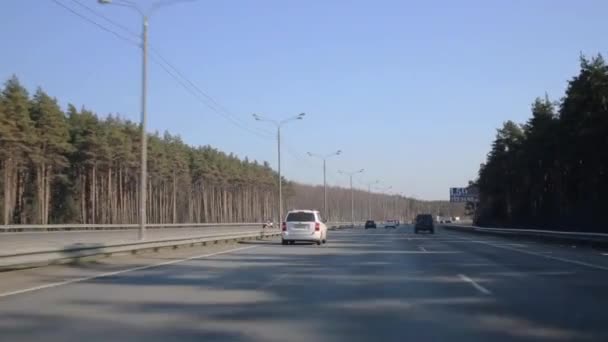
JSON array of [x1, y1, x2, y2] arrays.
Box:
[[0, 245, 258, 299], [446, 233, 608, 272], [458, 274, 492, 295]]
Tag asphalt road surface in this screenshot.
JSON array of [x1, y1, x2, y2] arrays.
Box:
[[1, 225, 608, 341]]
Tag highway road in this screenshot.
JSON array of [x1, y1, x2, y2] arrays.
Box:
[[1, 225, 608, 341]]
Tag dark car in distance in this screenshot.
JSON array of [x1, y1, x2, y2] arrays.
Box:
[[365, 220, 377, 229], [415, 214, 435, 234]]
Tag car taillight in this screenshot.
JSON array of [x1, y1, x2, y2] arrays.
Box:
[[282, 222, 287, 231], [315, 222, 320, 231]]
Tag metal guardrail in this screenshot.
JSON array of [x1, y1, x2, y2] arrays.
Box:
[[0, 223, 260, 232], [0, 222, 359, 233], [0, 230, 281, 271], [0, 222, 358, 270], [443, 224, 608, 244]]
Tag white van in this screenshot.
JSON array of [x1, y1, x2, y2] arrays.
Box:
[[282, 209, 327, 245]]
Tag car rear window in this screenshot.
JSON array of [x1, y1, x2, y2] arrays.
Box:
[[416, 215, 433, 224], [286, 212, 316, 222]]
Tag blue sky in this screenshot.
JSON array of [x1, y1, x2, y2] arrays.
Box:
[[1, 0, 607, 199]]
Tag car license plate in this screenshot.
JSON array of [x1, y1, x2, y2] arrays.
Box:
[[295, 224, 308, 229]]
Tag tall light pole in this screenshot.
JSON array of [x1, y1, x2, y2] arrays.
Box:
[[388, 190, 403, 221], [339, 169, 364, 227], [98, 0, 190, 240], [253, 113, 305, 224], [394, 191, 404, 221], [364, 180, 380, 219], [375, 185, 392, 220], [307, 150, 341, 220], [399, 192, 410, 221]]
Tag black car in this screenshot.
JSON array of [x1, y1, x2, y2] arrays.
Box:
[[414, 214, 435, 234], [364, 220, 377, 229]]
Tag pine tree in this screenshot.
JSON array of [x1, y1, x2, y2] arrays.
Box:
[[0, 76, 34, 224], [29, 88, 72, 224], [475, 54, 608, 232]]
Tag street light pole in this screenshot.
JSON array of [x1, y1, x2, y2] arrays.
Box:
[[375, 185, 392, 220], [339, 169, 364, 227], [350, 174, 353, 225], [365, 180, 380, 219], [394, 191, 404, 221], [277, 125, 282, 224], [323, 158, 326, 216], [388, 191, 403, 221], [368, 184, 371, 218], [307, 150, 341, 220], [98, 0, 192, 240], [253, 113, 305, 225], [139, 15, 148, 240]]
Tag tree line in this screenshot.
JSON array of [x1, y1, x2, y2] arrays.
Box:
[[0, 76, 458, 225], [473, 55, 608, 232], [290, 183, 463, 222]]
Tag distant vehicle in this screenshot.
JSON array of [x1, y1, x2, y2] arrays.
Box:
[[262, 220, 274, 229], [438, 216, 451, 224], [438, 216, 453, 224], [384, 219, 397, 229], [364, 220, 377, 229], [415, 214, 435, 234], [282, 210, 327, 245]]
